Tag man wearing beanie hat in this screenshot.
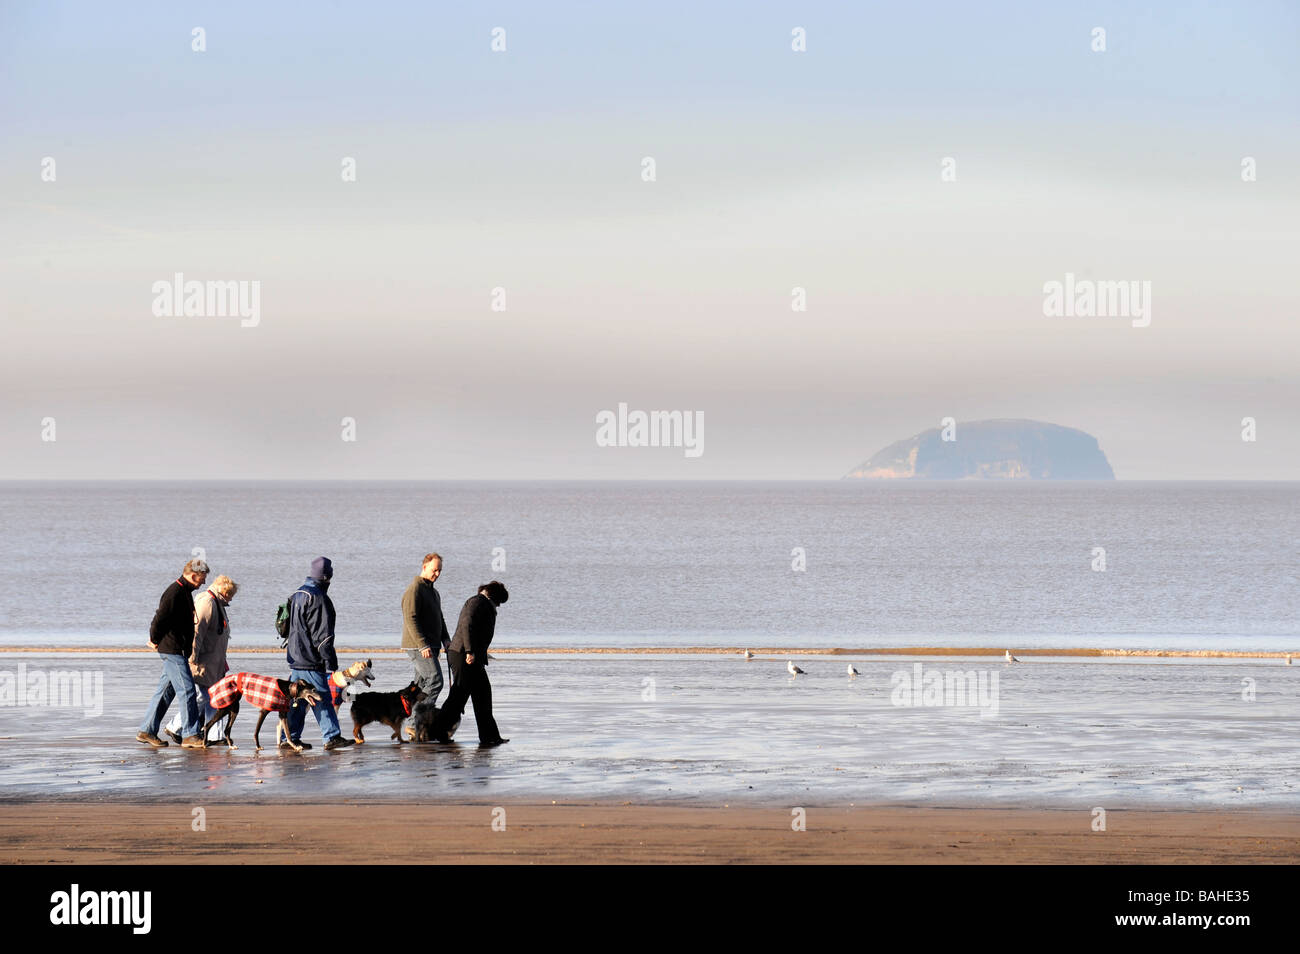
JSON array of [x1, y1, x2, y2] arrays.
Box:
[[284, 556, 353, 750]]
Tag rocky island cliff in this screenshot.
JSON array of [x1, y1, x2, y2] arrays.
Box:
[[844, 419, 1115, 479]]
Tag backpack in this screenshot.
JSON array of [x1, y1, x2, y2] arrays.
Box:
[[274, 594, 295, 648]]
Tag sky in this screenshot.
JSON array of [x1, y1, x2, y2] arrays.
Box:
[[2, 1, 1298, 479]]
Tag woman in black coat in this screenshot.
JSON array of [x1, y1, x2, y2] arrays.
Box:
[[427, 581, 509, 745]]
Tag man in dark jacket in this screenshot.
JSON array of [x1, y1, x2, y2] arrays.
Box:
[[401, 553, 451, 728], [427, 581, 509, 745], [284, 557, 353, 750], [136, 558, 209, 747]]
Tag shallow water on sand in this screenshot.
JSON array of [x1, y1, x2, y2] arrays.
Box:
[[0, 652, 1295, 808]]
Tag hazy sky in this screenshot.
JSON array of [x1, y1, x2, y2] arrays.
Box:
[[2, 1, 1298, 479]]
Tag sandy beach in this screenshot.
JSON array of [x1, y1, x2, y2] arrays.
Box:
[[3, 802, 1297, 864], [2, 652, 1298, 809], [3, 649, 1297, 867]]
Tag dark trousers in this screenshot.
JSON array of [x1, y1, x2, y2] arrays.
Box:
[[434, 651, 502, 743]]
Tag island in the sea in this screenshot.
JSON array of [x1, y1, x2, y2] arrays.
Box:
[[844, 419, 1116, 479]]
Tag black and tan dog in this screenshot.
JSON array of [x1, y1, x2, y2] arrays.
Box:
[[410, 704, 460, 743], [202, 672, 323, 752], [350, 681, 427, 743]]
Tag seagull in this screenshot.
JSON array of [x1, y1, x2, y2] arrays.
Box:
[[847, 664, 859, 677], [787, 660, 805, 676], [1005, 650, 1020, 663], [743, 650, 755, 660]]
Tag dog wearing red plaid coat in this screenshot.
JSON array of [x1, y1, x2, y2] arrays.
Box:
[[202, 672, 322, 753]]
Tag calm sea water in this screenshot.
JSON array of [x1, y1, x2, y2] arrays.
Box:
[[0, 481, 1296, 649], [1, 651, 1296, 807]]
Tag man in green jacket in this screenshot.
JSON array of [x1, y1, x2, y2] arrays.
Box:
[[401, 553, 451, 730]]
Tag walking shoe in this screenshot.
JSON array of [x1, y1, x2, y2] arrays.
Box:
[[480, 738, 510, 747], [136, 731, 168, 747], [279, 740, 312, 750], [323, 736, 355, 751], [164, 729, 182, 744], [180, 735, 205, 748]]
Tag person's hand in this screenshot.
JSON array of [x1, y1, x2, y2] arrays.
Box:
[[466, 653, 475, 665], [420, 647, 432, 659], [147, 641, 157, 651]]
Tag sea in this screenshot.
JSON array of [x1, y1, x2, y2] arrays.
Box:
[[1, 481, 1297, 807], [0, 481, 1295, 650]]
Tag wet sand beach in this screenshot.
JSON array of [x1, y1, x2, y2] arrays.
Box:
[[2, 651, 1297, 864], [3, 802, 1297, 864], [1, 652, 1298, 807]]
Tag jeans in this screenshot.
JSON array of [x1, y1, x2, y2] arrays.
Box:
[[405, 647, 444, 720], [165, 683, 221, 741], [139, 653, 201, 738], [285, 668, 342, 743]]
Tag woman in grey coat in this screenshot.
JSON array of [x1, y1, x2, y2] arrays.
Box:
[[166, 575, 238, 743]]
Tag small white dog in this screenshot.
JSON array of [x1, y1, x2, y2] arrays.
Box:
[[331, 658, 375, 703]]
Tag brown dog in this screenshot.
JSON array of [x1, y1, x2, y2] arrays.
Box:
[[202, 672, 323, 753]]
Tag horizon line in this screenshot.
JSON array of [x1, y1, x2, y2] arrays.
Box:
[[1, 477, 1298, 484]]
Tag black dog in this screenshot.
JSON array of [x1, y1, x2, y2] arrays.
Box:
[[410, 704, 461, 743], [350, 681, 427, 743], [201, 672, 323, 752]]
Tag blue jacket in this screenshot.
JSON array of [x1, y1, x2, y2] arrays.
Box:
[[286, 577, 338, 673]]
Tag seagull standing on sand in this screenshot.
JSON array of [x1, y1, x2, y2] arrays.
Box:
[[1005, 650, 1019, 663], [743, 650, 755, 660], [787, 660, 805, 676], [847, 664, 859, 677]]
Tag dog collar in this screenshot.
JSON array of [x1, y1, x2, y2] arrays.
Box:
[[400, 696, 412, 716]]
